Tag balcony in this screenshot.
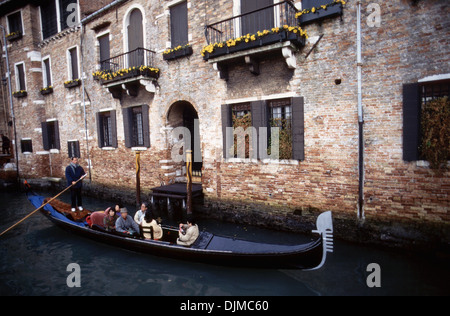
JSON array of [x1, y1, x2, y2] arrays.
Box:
[[93, 48, 159, 99], [203, 1, 306, 79]]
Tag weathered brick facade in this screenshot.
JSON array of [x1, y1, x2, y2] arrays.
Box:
[[1, 0, 449, 247]]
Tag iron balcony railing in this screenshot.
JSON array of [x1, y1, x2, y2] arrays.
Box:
[[205, 1, 299, 45], [100, 48, 156, 73]]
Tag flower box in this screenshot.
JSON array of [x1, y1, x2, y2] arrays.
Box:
[[297, 3, 343, 25], [64, 79, 81, 88], [96, 67, 160, 85], [202, 26, 307, 61], [6, 31, 22, 42], [163, 46, 193, 61], [13, 90, 27, 98], [40, 87, 54, 95]]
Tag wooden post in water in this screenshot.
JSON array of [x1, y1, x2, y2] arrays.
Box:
[[136, 151, 141, 206], [186, 150, 193, 216]]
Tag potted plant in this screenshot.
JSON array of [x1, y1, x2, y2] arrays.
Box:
[[40, 86, 54, 95], [163, 45, 193, 61], [64, 79, 81, 88], [13, 90, 27, 98], [296, 0, 345, 25], [6, 31, 22, 42]]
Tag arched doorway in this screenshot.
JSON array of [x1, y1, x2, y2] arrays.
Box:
[[167, 101, 203, 179]]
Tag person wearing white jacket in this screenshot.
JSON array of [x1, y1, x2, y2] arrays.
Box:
[[177, 219, 199, 246]]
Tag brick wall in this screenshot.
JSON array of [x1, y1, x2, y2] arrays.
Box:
[[1, 0, 449, 246]]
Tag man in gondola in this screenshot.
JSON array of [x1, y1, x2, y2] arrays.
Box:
[[65, 157, 86, 212]]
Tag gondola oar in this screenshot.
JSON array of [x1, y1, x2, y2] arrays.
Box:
[[0, 174, 87, 238]]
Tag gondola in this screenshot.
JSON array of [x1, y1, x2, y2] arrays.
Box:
[[28, 193, 333, 270]]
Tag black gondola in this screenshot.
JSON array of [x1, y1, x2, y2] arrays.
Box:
[[28, 193, 333, 270]]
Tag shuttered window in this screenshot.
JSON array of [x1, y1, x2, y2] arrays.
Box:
[[42, 121, 61, 151], [241, 0, 274, 36], [123, 105, 150, 148], [98, 33, 110, 71], [7, 11, 23, 35], [59, 0, 78, 30], [15, 63, 26, 91], [41, 0, 58, 39], [43, 58, 52, 87], [170, 1, 189, 48], [68, 47, 79, 80], [222, 97, 304, 161], [96, 111, 117, 148], [68, 141, 80, 158]]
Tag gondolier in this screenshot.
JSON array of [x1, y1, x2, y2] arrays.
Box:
[[65, 157, 86, 212]]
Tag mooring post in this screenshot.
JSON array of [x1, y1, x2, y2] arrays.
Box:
[[186, 150, 193, 215], [136, 151, 141, 206]]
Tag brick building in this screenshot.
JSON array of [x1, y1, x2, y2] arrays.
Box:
[[0, 0, 449, 247]]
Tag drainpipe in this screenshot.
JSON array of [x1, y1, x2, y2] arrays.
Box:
[[357, 1, 365, 220], [80, 24, 92, 183], [1, 25, 19, 184]]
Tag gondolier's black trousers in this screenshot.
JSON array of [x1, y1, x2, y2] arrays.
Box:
[[71, 187, 82, 209]]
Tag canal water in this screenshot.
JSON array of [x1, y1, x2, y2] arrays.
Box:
[[0, 190, 448, 296]]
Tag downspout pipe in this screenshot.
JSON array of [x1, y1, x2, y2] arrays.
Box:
[[80, 24, 92, 183], [357, 1, 365, 220], [1, 25, 19, 185]]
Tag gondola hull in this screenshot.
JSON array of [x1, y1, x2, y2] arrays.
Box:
[[29, 194, 333, 270]]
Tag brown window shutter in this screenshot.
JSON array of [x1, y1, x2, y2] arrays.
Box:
[[403, 83, 420, 162], [292, 97, 305, 161]]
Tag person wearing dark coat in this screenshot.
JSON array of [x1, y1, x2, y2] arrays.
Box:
[[1, 134, 10, 155], [65, 157, 86, 212]]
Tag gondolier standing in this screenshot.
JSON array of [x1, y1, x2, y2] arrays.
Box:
[[65, 157, 86, 212]]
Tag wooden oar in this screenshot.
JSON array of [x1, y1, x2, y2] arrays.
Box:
[[0, 174, 87, 238]]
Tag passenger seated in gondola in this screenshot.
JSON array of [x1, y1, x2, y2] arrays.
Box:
[[115, 208, 140, 236], [134, 202, 148, 225], [176, 218, 199, 246], [103, 207, 118, 232], [140, 212, 163, 240]]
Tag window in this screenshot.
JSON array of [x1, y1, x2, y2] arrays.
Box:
[[240, 0, 274, 36], [59, 0, 78, 30], [231, 103, 252, 159], [403, 79, 450, 161], [126, 8, 144, 68], [68, 140, 80, 158], [40, 0, 58, 39], [222, 97, 304, 161], [42, 57, 52, 87], [96, 111, 117, 148], [170, 1, 188, 48], [123, 105, 150, 148], [41, 120, 61, 151], [269, 99, 293, 160], [7, 11, 23, 35], [98, 33, 110, 71], [15, 62, 26, 91], [68, 47, 79, 80], [21, 139, 33, 154], [40, 0, 79, 40]]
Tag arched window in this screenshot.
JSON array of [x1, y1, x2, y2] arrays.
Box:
[[126, 8, 144, 67]]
